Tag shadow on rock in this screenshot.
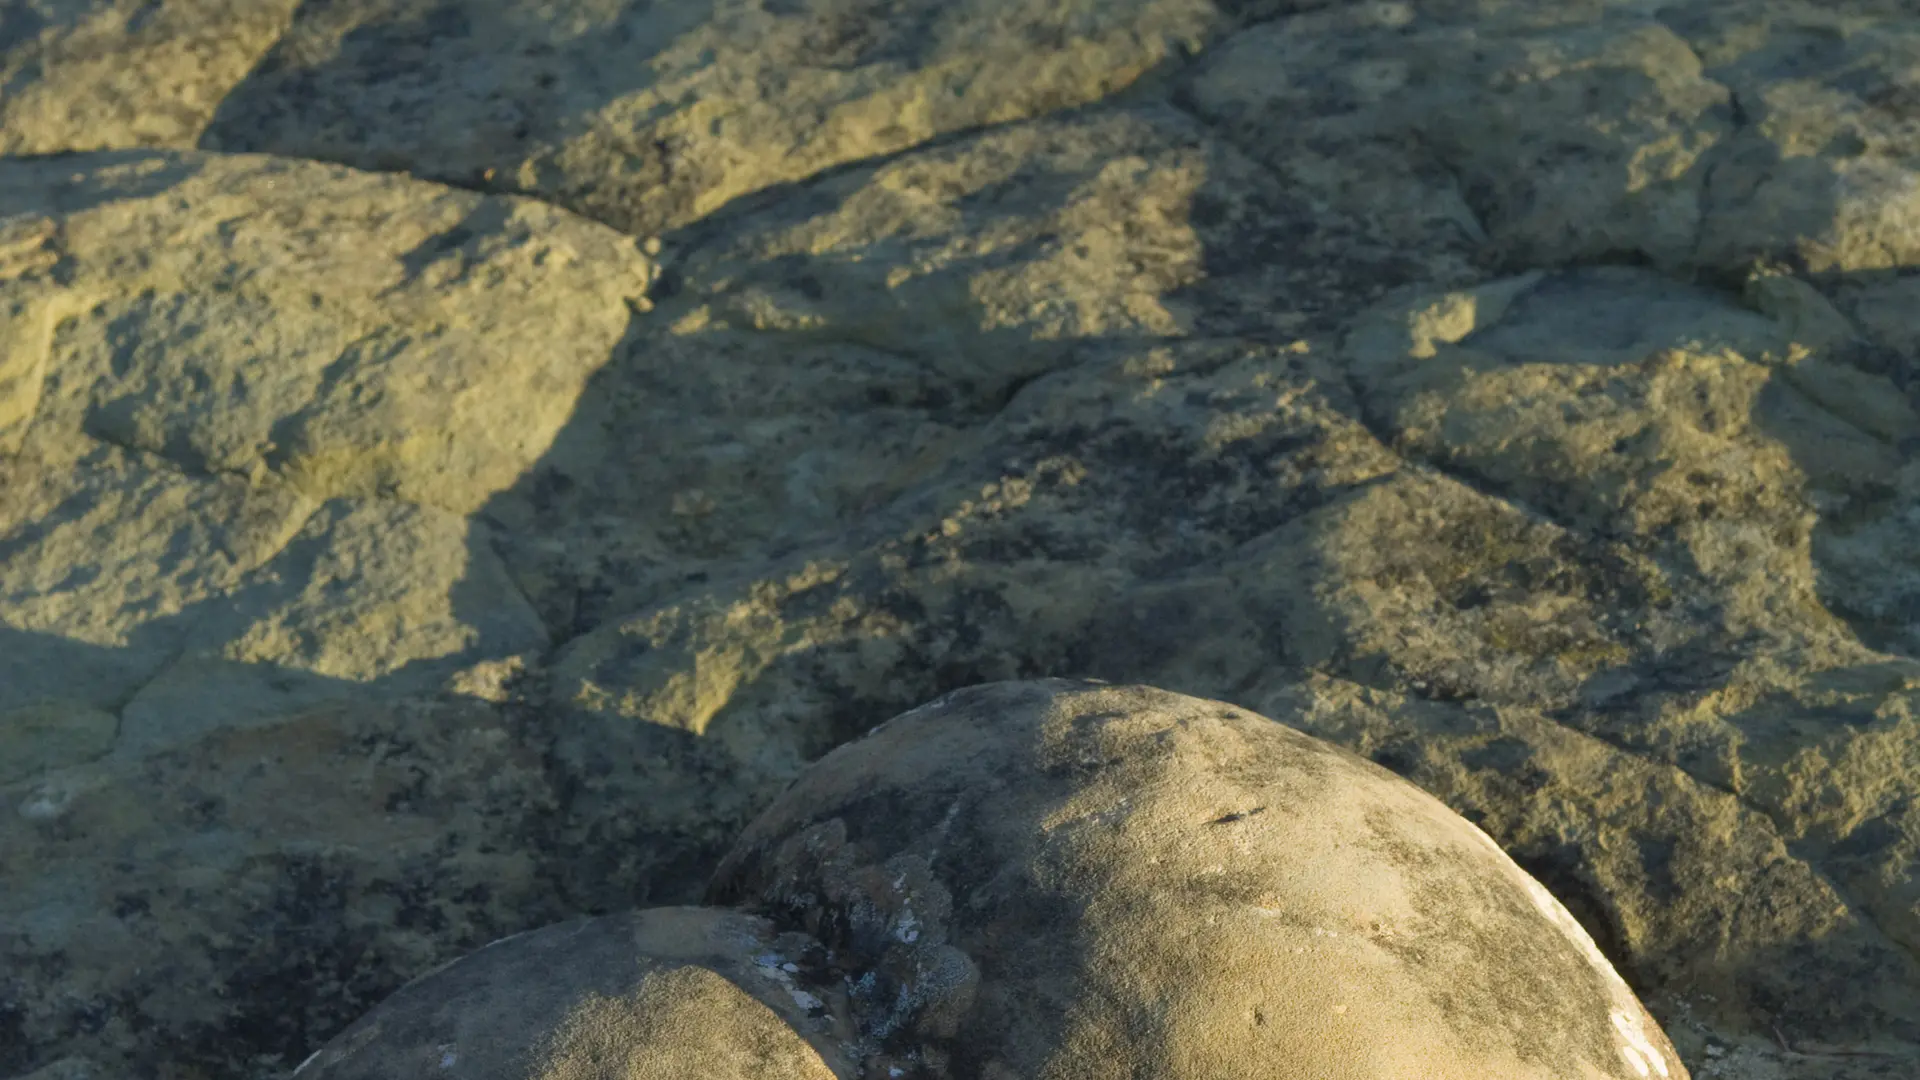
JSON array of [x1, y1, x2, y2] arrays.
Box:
[[14, 3, 1920, 1076]]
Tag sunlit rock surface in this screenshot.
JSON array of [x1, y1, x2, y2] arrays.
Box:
[[5, 0, 1920, 1076], [291, 681, 1692, 1080]]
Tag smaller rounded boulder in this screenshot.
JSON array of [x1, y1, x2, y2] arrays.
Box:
[[710, 679, 1689, 1080], [289, 907, 854, 1080]]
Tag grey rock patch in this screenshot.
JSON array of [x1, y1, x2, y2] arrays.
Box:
[[292, 907, 852, 1080]]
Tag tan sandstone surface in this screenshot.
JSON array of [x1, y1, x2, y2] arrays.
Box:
[[707, 679, 1688, 1080], [2, 0, 1919, 1077], [292, 681, 1688, 1080]]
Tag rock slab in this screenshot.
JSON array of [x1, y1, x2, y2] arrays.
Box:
[[5, 1, 1920, 1078]]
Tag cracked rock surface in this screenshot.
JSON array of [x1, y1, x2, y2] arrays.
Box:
[[295, 680, 1689, 1080], [3, 0, 1920, 1077]]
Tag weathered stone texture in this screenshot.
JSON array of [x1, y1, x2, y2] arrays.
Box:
[[710, 680, 1687, 1080], [4, 0, 1920, 1077]]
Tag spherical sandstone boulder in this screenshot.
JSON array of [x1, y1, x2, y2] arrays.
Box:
[[290, 906, 854, 1080], [709, 679, 1688, 1080]]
